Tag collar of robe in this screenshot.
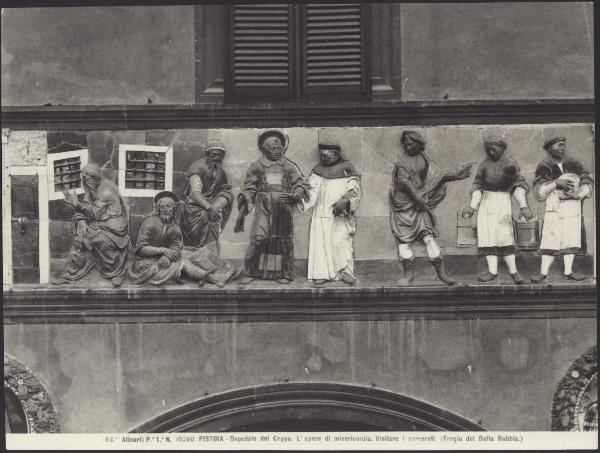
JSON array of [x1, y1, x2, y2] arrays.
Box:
[[259, 155, 287, 167], [312, 159, 360, 179]]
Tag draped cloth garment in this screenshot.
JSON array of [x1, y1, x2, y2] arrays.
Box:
[[389, 152, 447, 244], [240, 156, 309, 280], [180, 159, 233, 248], [128, 215, 184, 285], [62, 175, 130, 281]]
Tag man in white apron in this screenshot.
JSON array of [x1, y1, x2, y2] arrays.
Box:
[[462, 137, 534, 284], [531, 136, 593, 282]]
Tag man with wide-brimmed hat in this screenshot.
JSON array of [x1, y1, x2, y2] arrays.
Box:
[[298, 141, 362, 285], [462, 136, 533, 284], [531, 135, 593, 282], [234, 129, 310, 284], [389, 130, 473, 286], [129, 190, 236, 287]]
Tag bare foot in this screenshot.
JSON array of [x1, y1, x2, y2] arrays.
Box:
[[313, 279, 327, 286], [276, 278, 292, 284], [239, 276, 255, 285], [208, 269, 235, 288], [111, 276, 124, 287], [227, 268, 244, 284]]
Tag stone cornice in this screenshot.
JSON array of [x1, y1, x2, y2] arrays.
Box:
[[3, 283, 596, 323], [1, 99, 594, 130]]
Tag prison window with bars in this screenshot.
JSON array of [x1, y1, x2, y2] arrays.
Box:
[[124, 151, 166, 190], [53, 157, 81, 192]]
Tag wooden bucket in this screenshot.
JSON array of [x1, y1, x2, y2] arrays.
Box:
[[456, 211, 477, 247], [514, 216, 540, 250]]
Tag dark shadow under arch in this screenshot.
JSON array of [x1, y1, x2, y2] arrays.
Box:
[[131, 383, 485, 432], [5, 387, 29, 433]]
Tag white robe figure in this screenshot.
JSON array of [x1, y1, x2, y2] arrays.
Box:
[[299, 172, 362, 281]]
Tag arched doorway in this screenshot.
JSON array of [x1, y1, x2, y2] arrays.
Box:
[[132, 383, 484, 432]]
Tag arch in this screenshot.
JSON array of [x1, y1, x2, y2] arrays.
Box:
[[3, 353, 60, 433], [131, 383, 485, 432], [551, 345, 597, 431]]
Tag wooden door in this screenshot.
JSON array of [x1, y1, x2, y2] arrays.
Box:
[[10, 175, 40, 283]]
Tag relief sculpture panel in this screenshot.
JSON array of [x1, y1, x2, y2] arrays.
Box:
[[1, 125, 595, 289]]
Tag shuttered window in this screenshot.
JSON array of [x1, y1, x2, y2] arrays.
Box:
[[303, 3, 366, 95], [227, 3, 368, 102]]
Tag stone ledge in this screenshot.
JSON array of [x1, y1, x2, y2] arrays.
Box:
[[5, 258, 595, 323], [3, 283, 596, 324], [2, 99, 594, 130]]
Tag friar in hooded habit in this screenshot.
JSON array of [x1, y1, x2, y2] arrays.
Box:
[[234, 130, 310, 284], [531, 135, 594, 283], [58, 163, 131, 287], [389, 130, 473, 286], [298, 142, 362, 285]]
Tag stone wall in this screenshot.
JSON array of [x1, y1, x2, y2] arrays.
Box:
[[3, 317, 596, 432], [1, 6, 195, 106], [1, 3, 593, 106], [2, 124, 595, 277], [400, 2, 594, 100]]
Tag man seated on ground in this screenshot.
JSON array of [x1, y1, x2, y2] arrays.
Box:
[[128, 191, 235, 287]]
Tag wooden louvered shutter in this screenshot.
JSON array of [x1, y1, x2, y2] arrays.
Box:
[[228, 4, 294, 100], [302, 3, 367, 98]]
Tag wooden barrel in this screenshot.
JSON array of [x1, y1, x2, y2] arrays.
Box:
[[456, 211, 477, 247], [514, 217, 540, 250]]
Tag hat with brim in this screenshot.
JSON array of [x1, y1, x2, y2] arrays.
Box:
[[318, 142, 342, 153], [543, 135, 566, 150], [257, 129, 289, 151], [153, 190, 178, 205], [205, 139, 226, 155]]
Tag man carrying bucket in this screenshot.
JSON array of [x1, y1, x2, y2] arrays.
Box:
[[462, 136, 534, 284], [530, 136, 593, 283]]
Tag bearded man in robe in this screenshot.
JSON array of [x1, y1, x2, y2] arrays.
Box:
[[389, 131, 473, 286], [178, 139, 240, 285], [234, 130, 310, 284], [180, 139, 233, 249], [59, 163, 130, 287], [128, 191, 235, 287], [298, 142, 362, 285], [531, 136, 593, 283]]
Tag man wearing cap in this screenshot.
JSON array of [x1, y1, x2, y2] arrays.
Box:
[[531, 136, 593, 282], [462, 136, 534, 284], [58, 163, 130, 287], [180, 139, 233, 249], [234, 129, 310, 284], [129, 191, 235, 287], [389, 130, 473, 286], [298, 142, 362, 285]]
